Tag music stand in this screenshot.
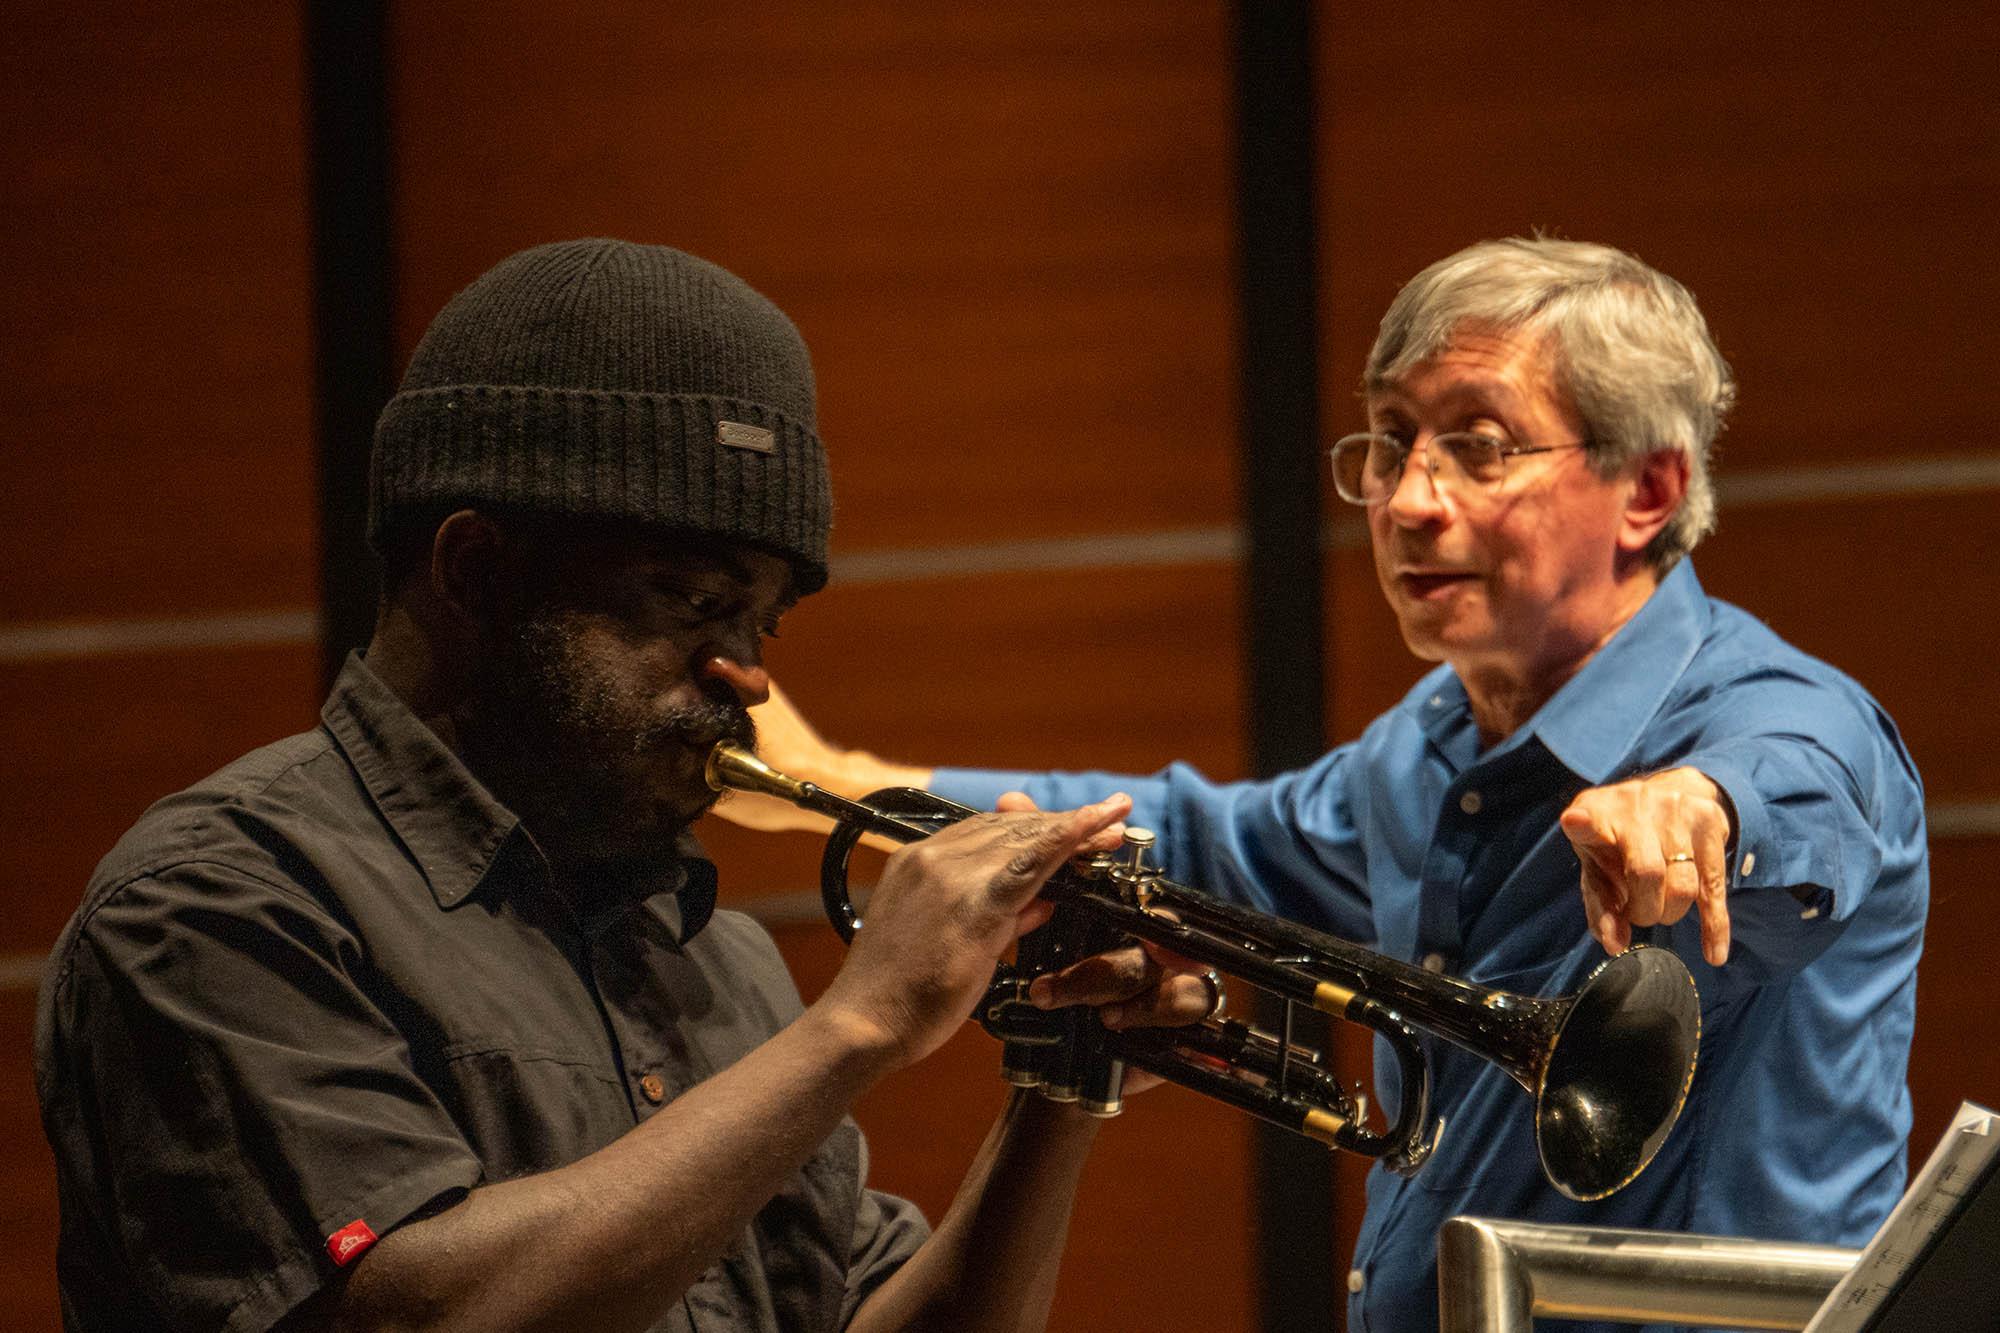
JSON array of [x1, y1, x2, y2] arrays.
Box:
[[1804, 1100, 2000, 1331]]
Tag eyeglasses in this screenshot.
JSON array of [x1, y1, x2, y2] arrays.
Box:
[[1327, 431, 1590, 506]]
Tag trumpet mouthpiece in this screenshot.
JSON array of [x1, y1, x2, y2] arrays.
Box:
[[704, 741, 807, 802]]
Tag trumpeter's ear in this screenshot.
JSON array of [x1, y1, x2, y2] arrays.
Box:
[[430, 508, 509, 628], [1618, 448, 1689, 558]]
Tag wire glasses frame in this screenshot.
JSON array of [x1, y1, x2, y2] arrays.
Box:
[[1327, 432, 1590, 506]]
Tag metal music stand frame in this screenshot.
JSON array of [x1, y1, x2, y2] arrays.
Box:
[[1437, 1100, 1998, 1333]]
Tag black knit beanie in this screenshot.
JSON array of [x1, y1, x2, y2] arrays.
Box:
[[369, 238, 831, 592]]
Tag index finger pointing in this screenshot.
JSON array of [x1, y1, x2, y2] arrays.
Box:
[[1695, 806, 1732, 966]]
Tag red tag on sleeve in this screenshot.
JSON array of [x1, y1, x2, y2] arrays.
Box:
[[325, 1219, 379, 1267]]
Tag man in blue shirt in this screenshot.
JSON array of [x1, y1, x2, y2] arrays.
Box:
[[722, 238, 1929, 1332]]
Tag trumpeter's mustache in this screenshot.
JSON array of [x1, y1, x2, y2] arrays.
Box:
[[636, 697, 756, 755]]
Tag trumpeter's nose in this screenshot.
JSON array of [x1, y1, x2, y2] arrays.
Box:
[[703, 655, 771, 708]]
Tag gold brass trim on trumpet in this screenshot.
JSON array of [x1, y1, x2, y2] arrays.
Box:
[[1313, 980, 1358, 1016], [1303, 1107, 1350, 1146], [706, 741, 1701, 1200]]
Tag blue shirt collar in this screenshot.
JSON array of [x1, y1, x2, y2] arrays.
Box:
[[1405, 561, 1710, 782], [1522, 560, 1709, 783], [1409, 668, 1479, 770]]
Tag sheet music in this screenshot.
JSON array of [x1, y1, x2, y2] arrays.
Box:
[[1802, 1100, 1998, 1332]]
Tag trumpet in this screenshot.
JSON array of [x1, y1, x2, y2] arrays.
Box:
[[706, 742, 1700, 1202]]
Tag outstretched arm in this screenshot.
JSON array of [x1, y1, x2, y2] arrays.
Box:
[[725, 680, 1373, 942]]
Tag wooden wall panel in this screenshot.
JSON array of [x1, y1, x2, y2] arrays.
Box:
[[1315, 2, 1998, 471], [1911, 839, 1999, 1152], [1697, 494, 2000, 802], [0, 5, 320, 1323], [0, 645, 325, 951], [0, 4, 317, 623], [0, 991, 59, 1332], [387, 0, 1240, 552], [765, 564, 1247, 775]]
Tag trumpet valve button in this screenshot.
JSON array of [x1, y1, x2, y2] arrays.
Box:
[[1121, 827, 1157, 873]]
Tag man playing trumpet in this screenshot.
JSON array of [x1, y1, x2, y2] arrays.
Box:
[[36, 239, 1215, 1332]]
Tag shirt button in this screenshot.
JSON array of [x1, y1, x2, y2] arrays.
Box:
[[639, 1073, 666, 1104], [1458, 789, 1483, 814], [1740, 852, 1757, 877], [1347, 1267, 1366, 1294], [1421, 952, 1446, 973]]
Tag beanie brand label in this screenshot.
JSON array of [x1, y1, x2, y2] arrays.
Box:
[[717, 421, 776, 454]]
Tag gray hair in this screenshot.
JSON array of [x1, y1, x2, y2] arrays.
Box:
[[1365, 237, 1734, 570]]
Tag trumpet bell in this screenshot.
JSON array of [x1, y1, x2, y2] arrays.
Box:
[[1537, 947, 1703, 1201]]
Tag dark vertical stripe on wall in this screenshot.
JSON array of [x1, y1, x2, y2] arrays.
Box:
[[306, 0, 395, 687], [1233, 3, 1338, 1332]]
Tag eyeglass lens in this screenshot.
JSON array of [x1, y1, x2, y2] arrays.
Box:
[[1332, 434, 1507, 503]]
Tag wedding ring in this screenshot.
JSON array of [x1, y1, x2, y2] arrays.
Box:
[[1667, 852, 1696, 864]]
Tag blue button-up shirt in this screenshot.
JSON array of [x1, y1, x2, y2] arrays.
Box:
[[933, 561, 1927, 1333]]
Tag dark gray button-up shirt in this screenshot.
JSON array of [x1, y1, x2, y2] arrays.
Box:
[[37, 654, 926, 1332]]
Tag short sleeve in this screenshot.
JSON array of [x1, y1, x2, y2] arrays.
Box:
[[41, 862, 484, 1331], [839, 1168, 929, 1326]]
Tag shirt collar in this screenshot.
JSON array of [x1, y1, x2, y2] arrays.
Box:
[[1410, 667, 1481, 771], [1523, 560, 1710, 783], [321, 652, 723, 940], [659, 846, 717, 941], [576, 836, 719, 944], [321, 652, 525, 910]]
